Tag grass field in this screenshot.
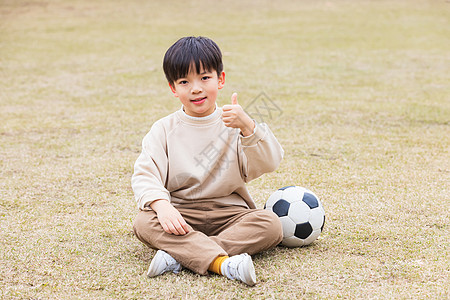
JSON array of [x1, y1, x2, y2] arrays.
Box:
[[1, 0, 449, 298]]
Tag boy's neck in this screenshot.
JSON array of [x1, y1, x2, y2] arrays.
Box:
[[181, 104, 218, 120]]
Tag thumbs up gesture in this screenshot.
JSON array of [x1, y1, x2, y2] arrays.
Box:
[[222, 93, 255, 136]]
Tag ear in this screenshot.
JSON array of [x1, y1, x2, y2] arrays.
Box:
[[218, 71, 225, 90], [169, 83, 178, 97]]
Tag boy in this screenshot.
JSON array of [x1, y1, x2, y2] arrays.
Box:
[[132, 36, 284, 286]]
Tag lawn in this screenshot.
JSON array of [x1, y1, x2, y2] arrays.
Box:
[[1, 0, 449, 298]]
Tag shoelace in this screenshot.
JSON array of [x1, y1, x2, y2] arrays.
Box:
[[165, 256, 177, 268], [163, 254, 181, 273], [224, 256, 242, 279]]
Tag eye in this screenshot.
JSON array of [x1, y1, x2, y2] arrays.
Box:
[[178, 80, 188, 85], [201, 76, 210, 81]]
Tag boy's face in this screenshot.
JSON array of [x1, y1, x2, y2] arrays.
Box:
[[169, 65, 225, 117]]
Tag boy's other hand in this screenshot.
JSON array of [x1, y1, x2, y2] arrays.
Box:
[[222, 93, 255, 137], [150, 199, 190, 235]]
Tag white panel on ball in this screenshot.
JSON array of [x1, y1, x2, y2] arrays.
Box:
[[309, 207, 325, 229], [288, 201, 310, 224], [282, 186, 304, 203], [303, 229, 321, 245], [265, 190, 283, 209], [282, 236, 305, 247], [279, 216, 295, 237]]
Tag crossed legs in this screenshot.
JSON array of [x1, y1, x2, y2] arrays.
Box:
[[133, 202, 283, 275]]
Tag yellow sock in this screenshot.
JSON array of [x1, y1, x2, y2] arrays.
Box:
[[208, 255, 229, 275]]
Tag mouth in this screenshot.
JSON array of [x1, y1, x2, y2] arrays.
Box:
[[191, 97, 207, 105]]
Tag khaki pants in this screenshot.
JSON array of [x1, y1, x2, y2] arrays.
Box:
[[133, 202, 283, 275]]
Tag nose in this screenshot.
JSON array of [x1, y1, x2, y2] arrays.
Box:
[[191, 80, 202, 94]]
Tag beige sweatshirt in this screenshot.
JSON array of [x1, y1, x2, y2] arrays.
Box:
[[132, 107, 284, 210]]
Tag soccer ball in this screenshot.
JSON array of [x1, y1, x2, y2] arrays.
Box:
[[264, 186, 325, 247]]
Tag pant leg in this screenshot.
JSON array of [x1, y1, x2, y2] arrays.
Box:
[[133, 209, 227, 275], [207, 206, 283, 256]]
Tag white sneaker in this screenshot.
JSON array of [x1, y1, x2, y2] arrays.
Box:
[[147, 250, 182, 278], [221, 253, 256, 286]]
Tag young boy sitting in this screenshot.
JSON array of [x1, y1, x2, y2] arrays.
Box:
[[132, 36, 284, 286]]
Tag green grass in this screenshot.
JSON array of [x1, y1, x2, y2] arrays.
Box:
[[1, 0, 449, 298]]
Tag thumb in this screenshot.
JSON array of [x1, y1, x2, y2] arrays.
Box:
[[231, 92, 238, 105]]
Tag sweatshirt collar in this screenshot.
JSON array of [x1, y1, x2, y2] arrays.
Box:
[[178, 104, 221, 125]]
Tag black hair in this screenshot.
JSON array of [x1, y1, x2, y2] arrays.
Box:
[[163, 36, 223, 86]]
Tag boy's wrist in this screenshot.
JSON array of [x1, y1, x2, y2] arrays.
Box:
[[150, 199, 172, 212], [240, 119, 256, 137]]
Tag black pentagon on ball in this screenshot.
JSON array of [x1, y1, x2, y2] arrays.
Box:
[[302, 192, 319, 209], [272, 199, 290, 217], [294, 222, 313, 239]]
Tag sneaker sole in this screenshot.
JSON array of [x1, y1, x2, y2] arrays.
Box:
[[241, 255, 257, 286], [147, 250, 166, 278]]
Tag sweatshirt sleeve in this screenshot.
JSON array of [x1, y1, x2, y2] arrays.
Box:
[[131, 122, 171, 210], [239, 122, 284, 183]]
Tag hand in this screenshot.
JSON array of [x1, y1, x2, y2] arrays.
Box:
[[150, 199, 190, 235], [222, 93, 255, 137]]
